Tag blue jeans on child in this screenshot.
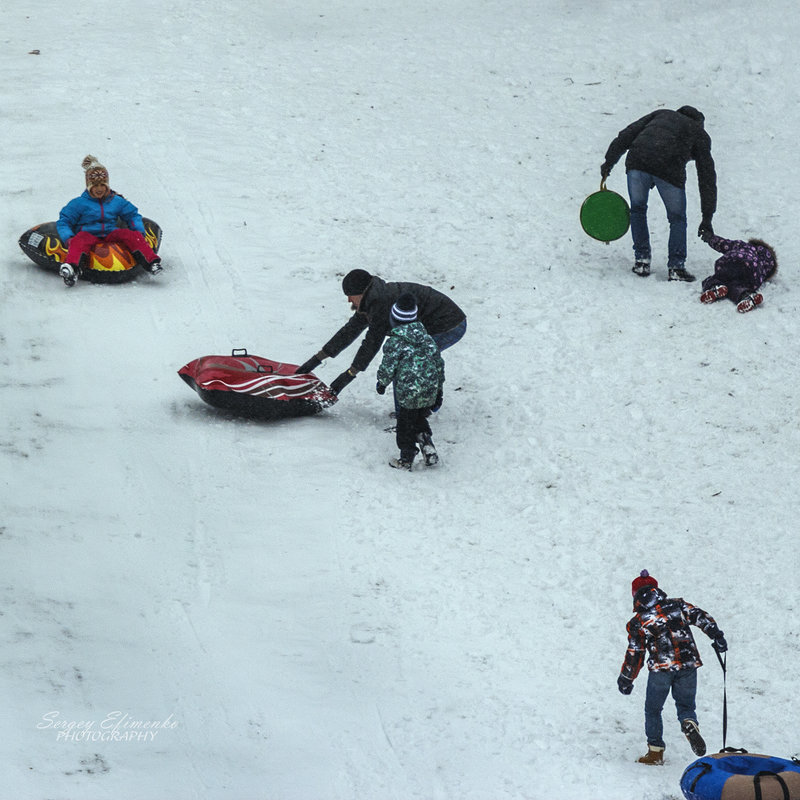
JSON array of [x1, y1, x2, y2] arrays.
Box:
[[627, 169, 687, 269], [644, 667, 698, 747]]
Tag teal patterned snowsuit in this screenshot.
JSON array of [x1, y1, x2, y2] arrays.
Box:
[[376, 322, 444, 408]]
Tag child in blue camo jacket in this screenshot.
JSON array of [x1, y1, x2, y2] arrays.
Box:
[[376, 293, 444, 471]]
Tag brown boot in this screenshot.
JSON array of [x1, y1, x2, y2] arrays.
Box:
[[637, 745, 665, 765]]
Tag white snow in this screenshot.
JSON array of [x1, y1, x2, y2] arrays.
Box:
[[2, 1, 799, 798]]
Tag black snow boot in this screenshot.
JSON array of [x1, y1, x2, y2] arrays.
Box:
[[681, 719, 706, 756], [668, 267, 696, 282], [632, 259, 651, 277], [416, 433, 439, 466]]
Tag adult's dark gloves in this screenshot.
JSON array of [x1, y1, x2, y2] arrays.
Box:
[[329, 369, 356, 396], [295, 355, 322, 375], [712, 633, 728, 653], [698, 218, 714, 240], [617, 675, 634, 695], [601, 162, 612, 180], [431, 389, 443, 412], [376, 382, 386, 395]]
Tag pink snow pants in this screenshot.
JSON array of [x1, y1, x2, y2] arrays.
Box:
[[66, 229, 159, 268]]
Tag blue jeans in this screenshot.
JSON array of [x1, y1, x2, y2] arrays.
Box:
[[627, 169, 687, 268], [432, 319, 467, 352], [644, 668, 698, 747]]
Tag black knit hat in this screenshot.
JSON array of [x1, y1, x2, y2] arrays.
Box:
[[342, 269, 372, 295], [390, 292, 418, 326]]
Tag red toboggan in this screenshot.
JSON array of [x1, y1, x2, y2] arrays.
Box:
[[178, 350, 337, 419]]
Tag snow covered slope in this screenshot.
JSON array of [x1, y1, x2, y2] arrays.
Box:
[[1, 1, 798, 798]]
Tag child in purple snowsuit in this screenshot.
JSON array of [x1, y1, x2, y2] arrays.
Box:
[[699, 233, 777, 313]]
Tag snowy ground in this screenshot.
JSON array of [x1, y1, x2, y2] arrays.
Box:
[[1, 1, 799, 798]]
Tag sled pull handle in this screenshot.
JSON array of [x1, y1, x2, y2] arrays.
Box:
[[715, 649, 728, 750], [682, 762, 711, 793], [597, 178, 610, 244], [754, 771, 790, 800], [229, 348, 275, 373]]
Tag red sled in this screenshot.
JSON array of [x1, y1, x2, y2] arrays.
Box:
[[178, 350, 337, 419]]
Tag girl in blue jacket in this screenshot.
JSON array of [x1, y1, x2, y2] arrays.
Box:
[[56, 155, 161, 286]]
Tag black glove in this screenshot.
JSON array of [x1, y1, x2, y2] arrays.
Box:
[[712, 633, 728, 653], [295, 354, 323, 375], [376, 382, 386, 395], [431, 389, 443, 412], [329, 369, 356, 396], [617, 675, 634, 695], [698, 218, 714, 240], [601, 162, 612, 180]]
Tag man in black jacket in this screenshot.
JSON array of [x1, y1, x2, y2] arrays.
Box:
[[295, 269, 466, 395], [601, 106, 717, 282]]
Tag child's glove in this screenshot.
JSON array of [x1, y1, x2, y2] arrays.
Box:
[[711, 632, 728, 653], [617, 675, 634, 695], [376, 382, 386, 395]]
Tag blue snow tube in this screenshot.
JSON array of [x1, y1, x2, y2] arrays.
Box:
[[680, 752, 800, 800]]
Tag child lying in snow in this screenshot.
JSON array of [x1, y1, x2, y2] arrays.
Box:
[[699, 232, 777, 313]]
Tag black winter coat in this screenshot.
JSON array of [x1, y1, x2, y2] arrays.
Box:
[[322, 276, 466, 373], [604, 106, 717, 220]]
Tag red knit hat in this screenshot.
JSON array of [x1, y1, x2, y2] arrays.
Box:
[[631, 569, 658, 596]]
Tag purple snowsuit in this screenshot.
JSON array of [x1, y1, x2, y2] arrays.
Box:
[[701, 235, 776, 303]]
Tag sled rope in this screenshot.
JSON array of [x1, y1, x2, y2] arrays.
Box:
[[716, 649, 728, 750]]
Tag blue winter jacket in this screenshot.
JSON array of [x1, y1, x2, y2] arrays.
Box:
[[57, 190, 146, 242]]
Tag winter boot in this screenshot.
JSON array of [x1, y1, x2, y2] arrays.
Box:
[[736, 292, 763, 313], [637, 745, 665, 765], [389, 457, 413, 471], [700, 285, 728, 304], [681, 719, 706, 756], [416, 432, 439, 466], [144, 258, 163, 275], [59, 262, 79, 287], [632, 259, 651, 277], [668, 267, 696, 282]]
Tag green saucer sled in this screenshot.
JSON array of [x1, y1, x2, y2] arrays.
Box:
[[580, 180, 630, 243]]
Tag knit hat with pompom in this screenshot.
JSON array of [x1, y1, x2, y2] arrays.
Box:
[[82, 155, 109, 189], [631, 569, 658, 596]]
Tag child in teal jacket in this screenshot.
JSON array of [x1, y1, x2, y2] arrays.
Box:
[[376, 293, 445, 470]]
